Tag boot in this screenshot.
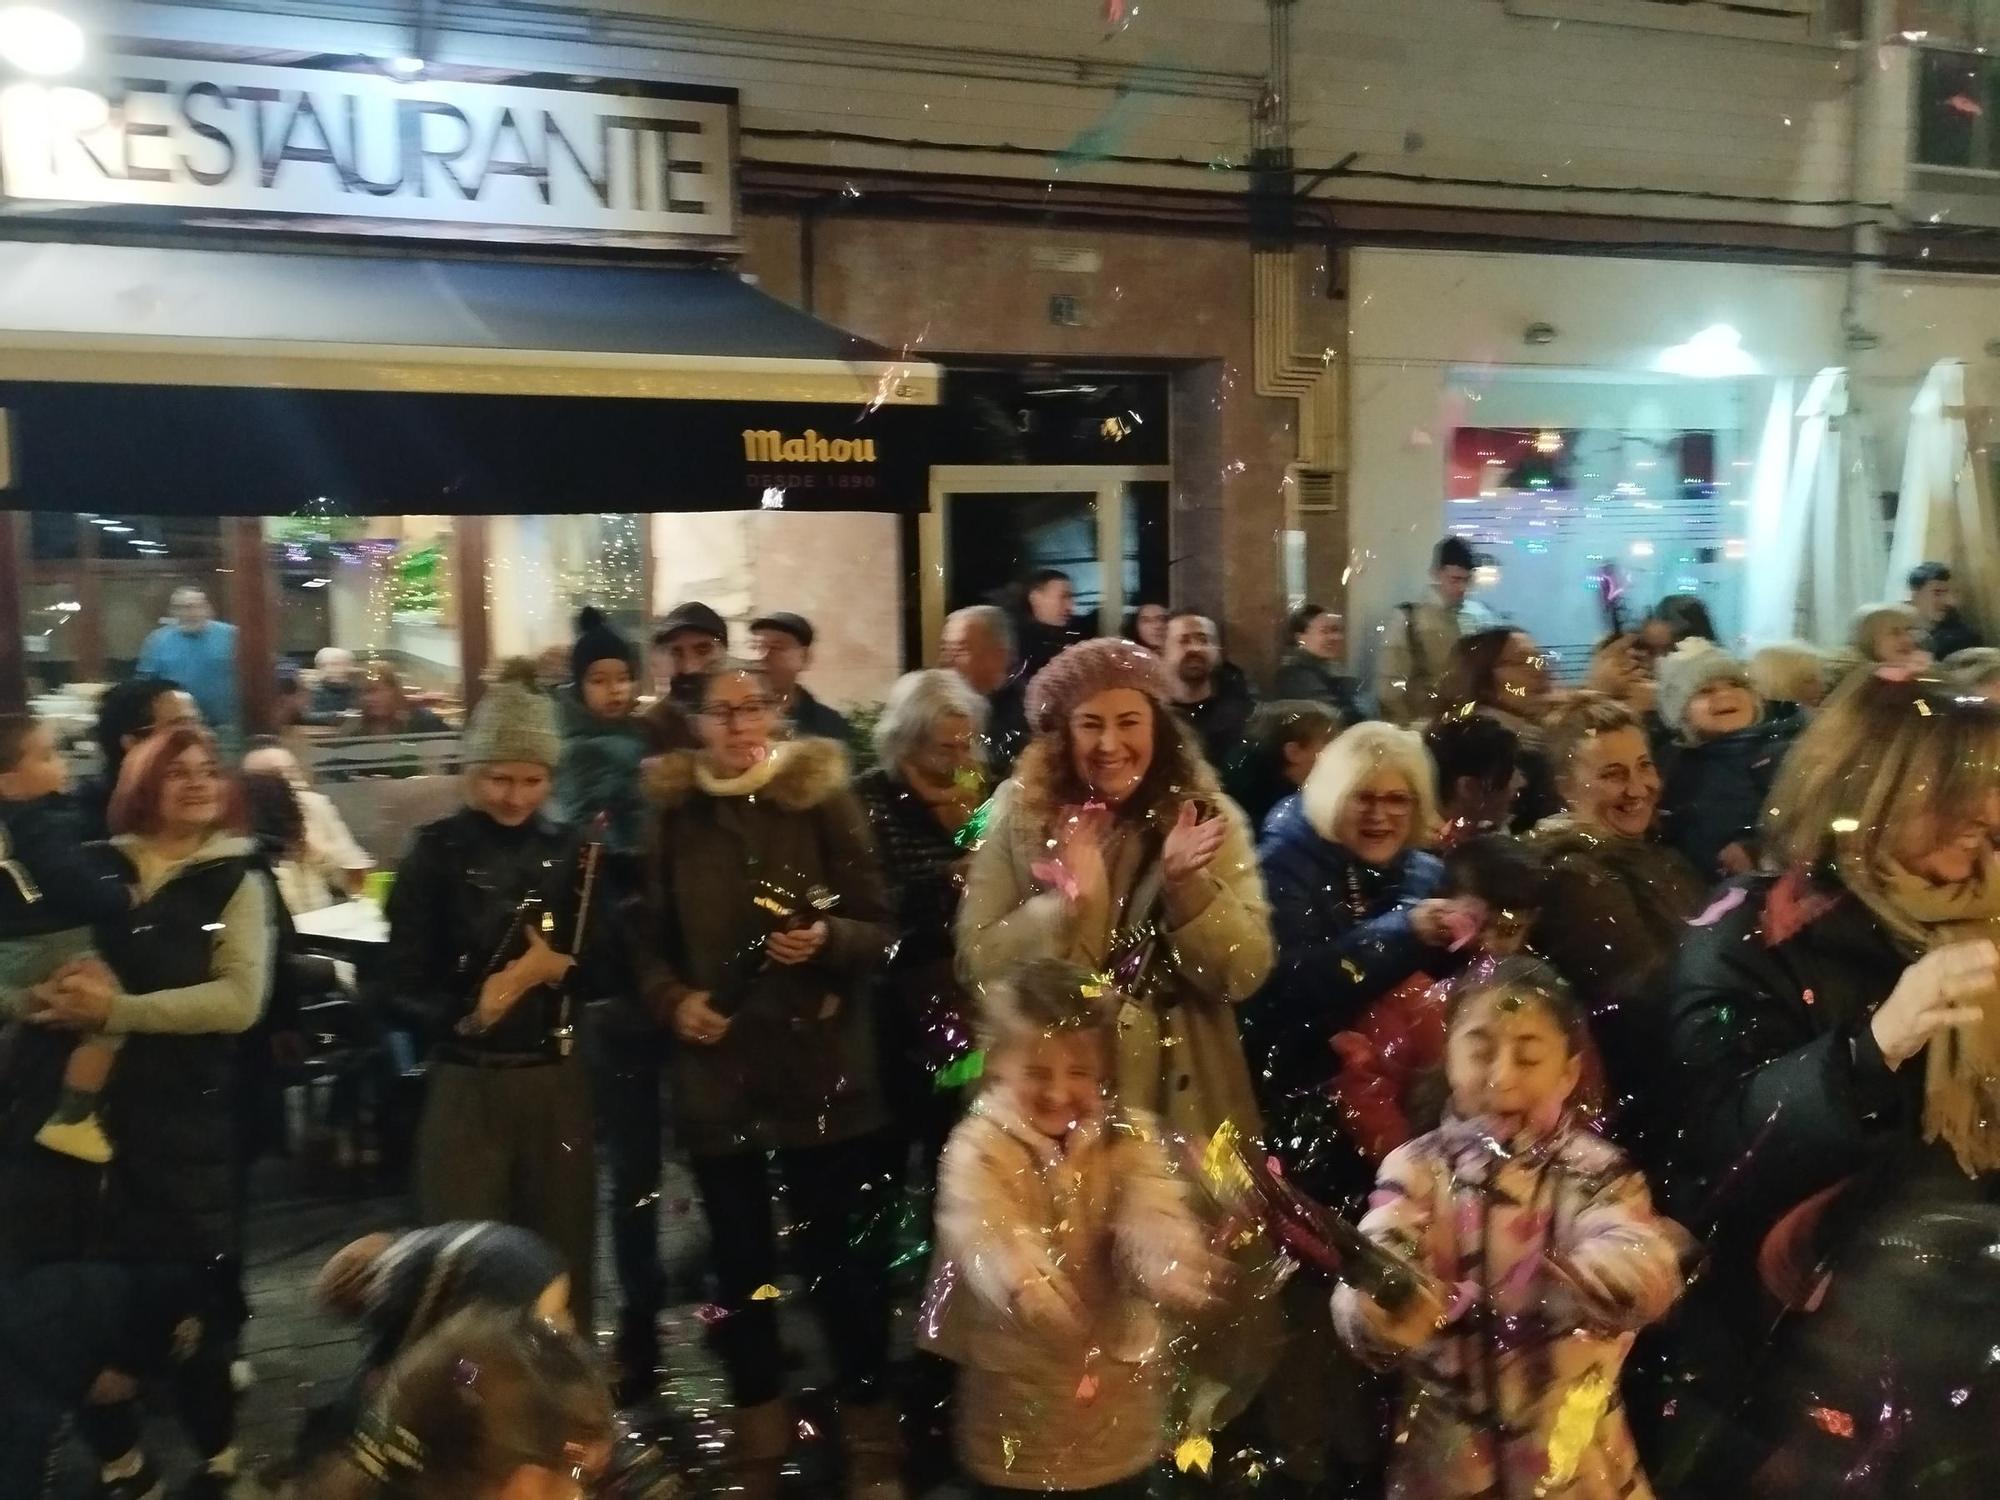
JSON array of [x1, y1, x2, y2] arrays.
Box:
[[727, 1399, 791, 1500], [840, 1400, 908, 1500]]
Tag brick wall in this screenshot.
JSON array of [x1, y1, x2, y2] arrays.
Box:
[[739, 210, 1319, 677]]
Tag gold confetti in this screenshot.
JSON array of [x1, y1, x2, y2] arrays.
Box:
[[1538, 1370, 1612, 1492], [1002, 1434, 1020, 1470], [1175, 1435, 1215, 1474], [750, 1284, 782, 1301]]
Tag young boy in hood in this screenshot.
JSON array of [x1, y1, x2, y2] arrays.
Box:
[[1655, 641, 1799, 879], [555, 608, 658, 868]]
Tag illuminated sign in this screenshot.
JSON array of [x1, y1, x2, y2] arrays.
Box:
[[0, 58, 737, 247], [742, 429, 880, 464]]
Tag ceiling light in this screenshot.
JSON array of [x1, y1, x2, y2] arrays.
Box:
[[1655, 324, 1759, 379], [0, 5, 85, 76]]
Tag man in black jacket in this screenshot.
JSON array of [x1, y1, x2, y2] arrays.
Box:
[[1909, 560, 1983, 660], [1164, 611, 1257, 767], [750, 610, 852, 745]]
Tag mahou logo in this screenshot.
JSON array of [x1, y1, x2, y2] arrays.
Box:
[[741, 429, 878, 464]]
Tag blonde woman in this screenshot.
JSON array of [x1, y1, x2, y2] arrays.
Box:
[[1248, 722, 1459, 1201], [1653, 667, 2000, 1497]]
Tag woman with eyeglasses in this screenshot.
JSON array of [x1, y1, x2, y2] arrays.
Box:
[[1245, 723, 1466, 1208], [1523, 694, 1704, 1134], [637, 657, 901, 1500], [1432, 627, 1564, 831]]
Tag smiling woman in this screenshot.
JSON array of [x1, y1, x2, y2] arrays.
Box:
[[1524, 694, 1705, 1121], [956, 637, 1272, 1149]]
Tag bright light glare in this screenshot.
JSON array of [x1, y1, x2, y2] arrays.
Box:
[[386, 55, 425, 78], [1655, 324, 1760, 379], [0, 6, 85, 77]]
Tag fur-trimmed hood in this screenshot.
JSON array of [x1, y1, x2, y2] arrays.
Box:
[[644, 735, 852, 814]]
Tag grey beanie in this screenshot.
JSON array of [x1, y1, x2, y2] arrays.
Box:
[[1656, 639, 1753, 732], [463, 680, 561, 769]]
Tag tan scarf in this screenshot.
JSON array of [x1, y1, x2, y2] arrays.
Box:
[[899, 761, 982, 833], [1853, 852, 2000, 1177]]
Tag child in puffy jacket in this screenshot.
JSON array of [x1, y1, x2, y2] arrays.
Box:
[[1334, 957, 1689, 1500], [923, 958, 1218, 1498], [1654, 641, 1801, 880], [0, 713, 134, 1164]]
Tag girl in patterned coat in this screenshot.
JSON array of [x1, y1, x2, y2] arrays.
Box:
[[1333, 957, 1688, 1500]]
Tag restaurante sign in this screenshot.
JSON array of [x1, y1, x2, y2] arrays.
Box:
[[0, 57, 737, 246]]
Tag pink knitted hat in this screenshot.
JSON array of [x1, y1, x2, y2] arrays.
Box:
[[1025, 637, 1175, 733]]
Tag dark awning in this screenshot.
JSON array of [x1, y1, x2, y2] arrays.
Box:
[[0, 240, 938, 405], [0, 240, 939, 514]]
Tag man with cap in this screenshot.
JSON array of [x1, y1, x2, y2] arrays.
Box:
[[385, 659, 627, 1329], [647, 600, 728, 751], [750, 610, 852, 745]]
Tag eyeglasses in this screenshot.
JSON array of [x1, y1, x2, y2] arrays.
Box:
[[700, 700, 774, 727], [1351, 791, 1416, 815]]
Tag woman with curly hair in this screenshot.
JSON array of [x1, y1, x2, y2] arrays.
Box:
[[956, 637, 1273, 1146]]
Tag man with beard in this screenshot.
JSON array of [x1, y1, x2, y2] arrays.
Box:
[[1165, 611, 1256, 768], [646, 600, 727, 750]]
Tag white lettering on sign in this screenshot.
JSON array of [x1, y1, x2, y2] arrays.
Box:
[[1031, 247, 1102, 275], [0, 58, 737, 245]]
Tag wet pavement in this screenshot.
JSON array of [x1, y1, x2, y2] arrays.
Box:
[[91, 1154, 978, 1499]]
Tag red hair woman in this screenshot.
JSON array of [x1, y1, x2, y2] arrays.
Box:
[[0, 723, 278, 1500]]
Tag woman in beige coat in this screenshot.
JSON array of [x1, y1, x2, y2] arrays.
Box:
[[956, 638, 1273, 1147]]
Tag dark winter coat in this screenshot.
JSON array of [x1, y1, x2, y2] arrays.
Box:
[[785, 685, 852, 747], [1525, 814, 1706, 1121], [554, 687, 656, 856], [981, 678, 1031, 780], [1176, 680, 1259, 770], [385, 807, 626, 1057], [1644, 875, 2000, 1498], [855, 765, 976, 1103], [1656, 710, 1801, 880], [1246, 792, 1446, 1204], [0, 794, 130, 939], [0, 840, 274, 1267], [639, 739, 892, 1156], [1926, 609, 1982, 660], [1271, 649, 1361, 723]]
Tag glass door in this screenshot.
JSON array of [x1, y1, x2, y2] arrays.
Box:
[[920, 465, 1173, 661]]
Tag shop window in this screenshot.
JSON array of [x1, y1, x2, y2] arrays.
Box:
[[1915, 47, 2000, 173], [1446, 395, 1747, 675], [484, 513, 647, 670], [26, 513, 225, 693]]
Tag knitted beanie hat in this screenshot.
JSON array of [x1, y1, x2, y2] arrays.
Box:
[[570, 606, 635, 684], [464, 669, 562, 769], [1025, 637, 1175, 734], [1656, 638, 1754, 731]]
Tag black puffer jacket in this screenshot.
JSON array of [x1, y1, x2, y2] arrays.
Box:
[[0, 842, 272, 1267], [385, 807, 626, 1057], [1655, 709, 1801, 880], [1643, 874, 2000, 1498]]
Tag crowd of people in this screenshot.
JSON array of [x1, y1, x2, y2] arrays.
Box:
[[2, 547, 1999, 1500]]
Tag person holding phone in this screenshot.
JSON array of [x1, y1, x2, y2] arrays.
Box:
[[637, 656, 901, 1500]]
